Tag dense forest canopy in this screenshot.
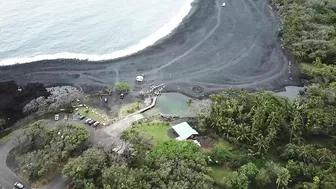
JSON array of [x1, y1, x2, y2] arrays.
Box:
[[272, 0, 336, 65], [14, 121, 90, 184]]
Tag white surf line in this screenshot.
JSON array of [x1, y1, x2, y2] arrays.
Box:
[[0, 0, 194, 66], [154, 0, 222, 71]]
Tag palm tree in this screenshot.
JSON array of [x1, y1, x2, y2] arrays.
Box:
[[289, 110, 302, 143], [275, 167, 290, 189], [97, 90, 104, 96], [115, 82, 123, 91], [105, 86, 113, 95], [186, 98, 193, 107], [123, 83, 130, 91]]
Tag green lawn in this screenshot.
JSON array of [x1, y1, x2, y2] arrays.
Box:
[[210, 165, 231, 185], [135, 123, 171, 144], [0, 130, 16, 144], [78, 107, 109, 124]]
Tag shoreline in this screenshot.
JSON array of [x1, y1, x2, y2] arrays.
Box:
[[0, 0, 197, 66], [0, 0, 302, 99]]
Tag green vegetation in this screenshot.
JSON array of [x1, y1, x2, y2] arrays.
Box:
[[199, 87, 336, 189], [0, 118, 5, 130], [105, 86, 113, 95], [78, 107, 108, 123], [62, 138, 214, 189], [133, 122, 171, 144], [0, 130, 16, 144], [114, 82, 130, 93], [301, 58, 336, 83], [14, 120, 90, 186], [186, 98, 193, 107], [8, 1, 336, 188], [210, 165, 231, 185], [119, 100, 142, 115], [272, 0, 336, 65]]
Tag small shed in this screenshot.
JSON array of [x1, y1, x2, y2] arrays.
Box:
[[172, 122, 199, 140]]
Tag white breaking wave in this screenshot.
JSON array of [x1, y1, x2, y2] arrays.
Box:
[[0, 0, 194, 66]]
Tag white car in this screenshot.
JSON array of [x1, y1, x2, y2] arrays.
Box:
[[93, 121, 100, 127], [222, 2, 226, 7], [14, 182, 24, 189], [85, 118, 92, 124]]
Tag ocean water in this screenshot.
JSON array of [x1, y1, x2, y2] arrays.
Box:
[[0, 0, 193, 65]]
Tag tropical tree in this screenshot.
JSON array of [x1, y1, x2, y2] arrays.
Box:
[[105, 86, 113, 95], [123, 83, 130, 92], [97, 90, 104, 96], [115, 82, 130, 93], [18, 122, 90, 182], [275, 167, 291, 189], [115, 82, 123, 91], [186, 98, 193, 107], [201, 89, 297, 155]]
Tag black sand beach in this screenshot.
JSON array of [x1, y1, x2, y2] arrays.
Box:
[[0, 0, 302, 98]]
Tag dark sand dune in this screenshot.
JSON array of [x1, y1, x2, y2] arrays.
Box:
[[0, 0, 301, 97]]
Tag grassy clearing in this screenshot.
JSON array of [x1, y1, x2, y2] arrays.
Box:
[[214, 138, 233, 149], [210, 165, 231, 185], [135, 122, 171, 144], [202, 138, 233, 152], [0, 130, 16, 144], [78, 107, 109, 124]]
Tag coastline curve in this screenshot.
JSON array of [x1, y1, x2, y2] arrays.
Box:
[[0, 0, 195, 66]]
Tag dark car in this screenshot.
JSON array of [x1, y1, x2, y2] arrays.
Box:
[[79, 115, 86, 120], [120, 93, 124, 99], [88, 120, 96, 125], [14, 182, 24, 189]]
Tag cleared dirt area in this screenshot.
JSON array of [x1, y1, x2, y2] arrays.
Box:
[[0, 0, 301, 97]]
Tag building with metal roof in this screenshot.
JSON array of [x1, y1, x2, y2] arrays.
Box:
[[172, 122, 199, 140]]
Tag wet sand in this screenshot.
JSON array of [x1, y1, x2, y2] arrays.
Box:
[[0, 0, 302, 98]]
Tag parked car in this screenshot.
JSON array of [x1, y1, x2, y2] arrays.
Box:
[[120, 93, 124, 99], [104, 98, 108, 103], [85, 118, 92, 124], [79, 116, 86, 120], [14, 182, 24, 189], [64, 114, 68, 120], [93, 122, 100, 127], [88, 120, 96, 125], [55, 114, 59, 121]]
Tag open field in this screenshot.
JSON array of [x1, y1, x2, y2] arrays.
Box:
[[135, 123, 171, 144]]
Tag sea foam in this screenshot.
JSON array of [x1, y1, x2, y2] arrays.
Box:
[[0, 0, 194, 66]]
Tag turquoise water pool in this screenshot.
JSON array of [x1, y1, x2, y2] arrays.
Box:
[[145, 93, 193, 116]]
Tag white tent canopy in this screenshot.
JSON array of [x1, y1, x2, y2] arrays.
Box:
[[136, 75, 144, 82]]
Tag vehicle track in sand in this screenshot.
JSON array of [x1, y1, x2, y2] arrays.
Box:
[[0, 0, 301, 97]]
